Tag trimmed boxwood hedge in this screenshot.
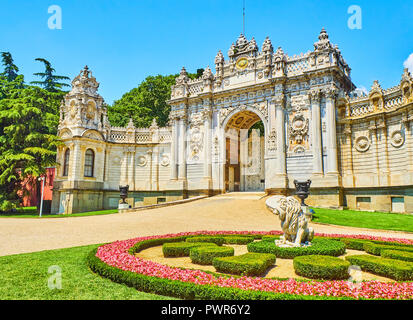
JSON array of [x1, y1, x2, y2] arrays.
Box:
[[340, 238, 373, 251], [190, 246, 234, 265], [247, 239, 346, 259], [213, 253, 276, 276], [293, 255, 350, 280], [363, 242, 413, 256], [261, 235, 281, 242], [186, 236, 225, 246], [346, 254, 413, 281], [381, 249, 413, 262], [87, 248, 351, 300], [163, 242, 217, 257], [223, 235, 255, 245]]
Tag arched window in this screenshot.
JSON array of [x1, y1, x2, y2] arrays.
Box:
[[63, 149, 70, 176], [84, 149, 95, 177]]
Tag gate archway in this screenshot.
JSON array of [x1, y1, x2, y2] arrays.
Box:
[[223, 109, 266, 192]]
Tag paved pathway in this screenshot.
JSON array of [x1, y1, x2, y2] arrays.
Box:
[[0, 192, 412, 256]]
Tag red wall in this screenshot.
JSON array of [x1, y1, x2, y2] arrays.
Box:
[[20, 167, 55, 207]]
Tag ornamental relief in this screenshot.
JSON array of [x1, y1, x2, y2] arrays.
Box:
[[267, 128, 277, 152], [354, 136, 371, 153], [137, 155, 148, 167], [390, 130, 405, 148], [189, 127, 203, 161], [160, 154, 170, 167], [288, 112, 309, 151]]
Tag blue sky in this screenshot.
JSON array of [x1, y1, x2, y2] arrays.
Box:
[[1, 0, 412, 104]]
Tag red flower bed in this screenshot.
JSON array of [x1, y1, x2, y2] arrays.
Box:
[[95, 231, 413, 300]]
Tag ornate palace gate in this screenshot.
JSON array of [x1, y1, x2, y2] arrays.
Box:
[[224, 110, 265, 192]]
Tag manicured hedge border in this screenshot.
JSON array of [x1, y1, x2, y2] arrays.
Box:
[[381, 250, 413, 262], [163, 242, 217, 257], [363, 243, 413, 256], [213, 253, 276, 276], [186, 236, 225, 246], [346, 255, 413, 281], [247, 238, 346, 259], [89, 231, 413, 300], [190, 246, 234, 265], [293, 255, 350, 280], [223, 236, 255, 245], [340, 238, 373, 251]]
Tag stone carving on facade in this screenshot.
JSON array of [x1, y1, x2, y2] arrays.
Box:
[[400, 68, 413, 103], [390, 130, 405, 148], [267, 128, 277, 152], [137, 155, 148, 167], [266, 195, 314, 247], [262, 37, 273, 76], [189, 126, 203, 161], [160, 154, 170, 167], [273, 47, 286, 77], [289, 113, 309, 145], [355, 135, 371, 152]]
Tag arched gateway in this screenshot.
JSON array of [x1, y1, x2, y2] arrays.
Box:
[[52, 30, 413, 214], [223, 108, 267, 192]]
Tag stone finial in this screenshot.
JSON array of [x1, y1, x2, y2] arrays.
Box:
[[314, 27, 332, 51], [126, 117, 135, 129], [236, 33, 248, 47], [371, 80, 382, 92], [149, 118, 159, 131], [215, 50, 224, 64], [262, 36, 273, 53], [202, 66, 214, 80], [402, 68, 413, 82], [175, 67, 189, 85]]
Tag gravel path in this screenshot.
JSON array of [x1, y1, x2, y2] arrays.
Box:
[[0, 192, 412, 257]]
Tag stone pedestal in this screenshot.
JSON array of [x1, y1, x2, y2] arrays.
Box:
[[118, 203, 130, 210]]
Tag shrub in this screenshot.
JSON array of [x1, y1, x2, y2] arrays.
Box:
[[261, 235, 281, 242], [162, 242, 217, 257], [363, 242, 413, 256], [381, 250, 413, 262], [223, 235, 255, 245], [340, 238, 373, 251], [247, 239, 346, 259], [293, 255, 350, 280], [129, 236, 188, 254], [346, 255, 413, 281], [190, 246, 234, 265], [186, 236, 225, 246], [213, 253, 276, 276], [87, 248, 347, 300]]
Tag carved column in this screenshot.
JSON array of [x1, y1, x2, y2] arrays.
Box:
[[71, 142, 81, 180], [325, 87, 338, 174], [369, 120, 380, 186], [402, 113, 413, 173], [178, 114, 187, 180], [128, 147, 135, 190], [343, 123, 355, 186], [121, 148, 129, 186], [203, 106, 212, 180], [274, 95, 287, 184], [170, 115, 179, 180], [310, 89, 323, 175]]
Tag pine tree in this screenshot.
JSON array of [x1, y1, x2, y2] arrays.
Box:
[[1, 52, 19, 81], [31, 58, 70, 92]]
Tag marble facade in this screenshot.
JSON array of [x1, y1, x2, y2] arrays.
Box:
[[51, 29, 413, 214]]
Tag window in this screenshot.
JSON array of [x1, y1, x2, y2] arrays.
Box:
[[63, 149, 70, 176], [84, 149, 95, 177]]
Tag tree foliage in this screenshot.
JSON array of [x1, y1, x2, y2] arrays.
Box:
[[31, 58, 70, 92], [0, 55, 64, 211], [1, 52, 19, 81], [108, 71, 199, 128]]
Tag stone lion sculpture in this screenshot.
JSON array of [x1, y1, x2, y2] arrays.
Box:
[[266, 195, 314, 247]]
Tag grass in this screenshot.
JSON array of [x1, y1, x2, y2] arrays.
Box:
[[0, 244, 173, 300], [0, 207, 118, 218], [311, 207, 413, 233]]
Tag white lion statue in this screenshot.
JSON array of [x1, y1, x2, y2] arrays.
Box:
[[266, 195, 314, 247]]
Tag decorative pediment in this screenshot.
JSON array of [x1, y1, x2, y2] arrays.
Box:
[[228, 34, 258, 60], [82, 129, 104, 141]]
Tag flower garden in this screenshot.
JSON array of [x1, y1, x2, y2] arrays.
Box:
[[87, 231, 413, 300]]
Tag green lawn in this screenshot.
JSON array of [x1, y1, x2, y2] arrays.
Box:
[[311, 207, 413, 233], [0, 207, 118, 218], [0, 244, 172, 300]]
